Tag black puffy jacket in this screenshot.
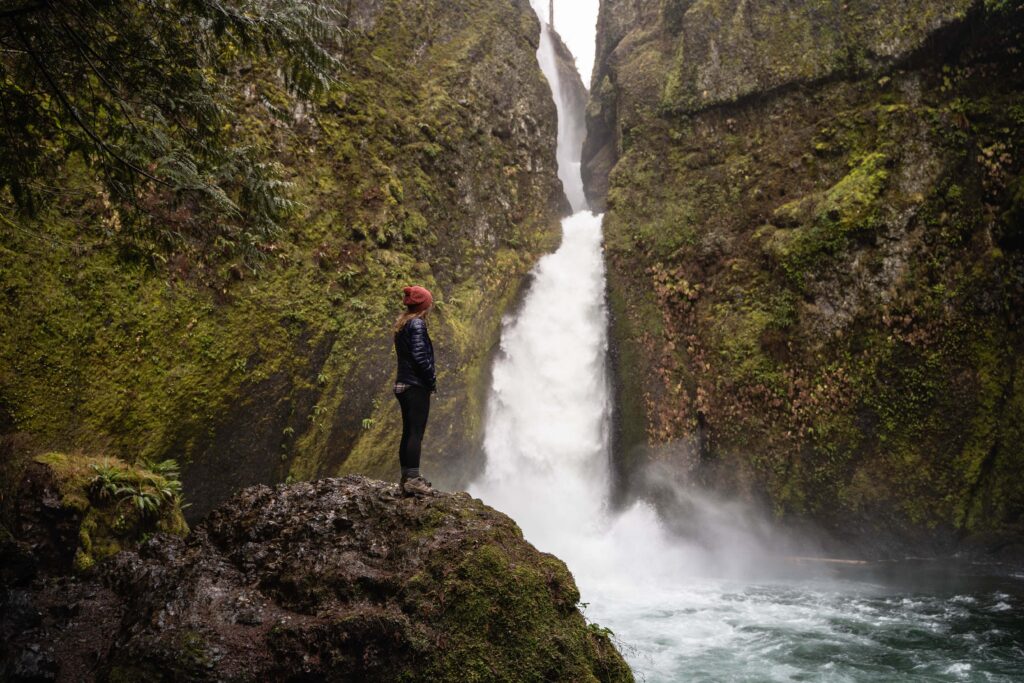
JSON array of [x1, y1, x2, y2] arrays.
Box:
[[394, 317, 436, 390]]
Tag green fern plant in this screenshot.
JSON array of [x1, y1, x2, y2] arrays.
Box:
[[89, 461, 132, 502], [89, 458, 189, 516], [0, 0, 346, 263]]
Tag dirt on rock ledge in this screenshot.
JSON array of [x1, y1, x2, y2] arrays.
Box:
[[0, 476, 632, 682]]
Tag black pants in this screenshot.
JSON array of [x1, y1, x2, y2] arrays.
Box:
[[396, 386, 430, 470]]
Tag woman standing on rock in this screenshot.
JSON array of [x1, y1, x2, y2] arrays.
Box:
[[393, 285, 436, 497]]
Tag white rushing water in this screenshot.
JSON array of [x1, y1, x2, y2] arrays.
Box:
[[470, 0, 617, 565], [470, 4, 1024, 681], [534, 16, 587, 211], [470, 0, 712, 672]]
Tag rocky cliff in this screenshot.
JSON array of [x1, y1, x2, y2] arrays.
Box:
[[0, 0, 572, 520], [1, 475, 633, 682], [588, 0, 1024, 555], [550, 19, 590, 110]]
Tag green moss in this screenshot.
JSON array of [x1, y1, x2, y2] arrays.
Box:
[[176, 630, 213, 669], [765, 152, 890, 288], [416, 542, 632, 682], [953, 333, 1013, 530], [605, 259, 658, 463], [600, 0, 1024, 542], [107, 666, 155, 683], [33, 452, 188, 571], [73, 548, 95, 572], [709, 301, 787, 389], [657, 0, 974, 114]]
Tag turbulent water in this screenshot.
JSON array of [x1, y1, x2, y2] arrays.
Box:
[[582, 569, 1024, 682], [470, 3, 1024, 681]]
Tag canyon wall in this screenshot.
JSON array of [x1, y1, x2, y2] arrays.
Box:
[[1, 0, 569, 520], [588, 0, 1024, 555]]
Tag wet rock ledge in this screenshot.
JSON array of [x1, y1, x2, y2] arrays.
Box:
[[1, 475, 632, 682]]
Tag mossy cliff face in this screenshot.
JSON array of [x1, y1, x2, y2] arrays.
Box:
[[0, 0, 568, 519], [1, 476, 633, 682], [585, 0, 977, 208], [590, 0, 1024, 554]]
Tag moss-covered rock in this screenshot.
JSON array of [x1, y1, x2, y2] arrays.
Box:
[[591, 0, 1024, 555], [1, 476, 633, 682], [0, 0, 568, 520], [11, 453, 188, 575]]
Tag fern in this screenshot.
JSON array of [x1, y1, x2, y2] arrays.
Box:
[[0, 0, 346, 263], [89, 458, 188, 517]]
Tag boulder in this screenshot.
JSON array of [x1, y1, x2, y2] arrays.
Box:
[[1, 476, 633, 682]]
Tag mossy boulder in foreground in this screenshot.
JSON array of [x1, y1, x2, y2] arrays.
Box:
[[0, 476, 632, 682], [6, 452, 188, 578]]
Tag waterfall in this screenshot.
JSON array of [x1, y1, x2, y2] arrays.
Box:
[[470, 0, 782, 645], [532, 4, 587, 211], [469, 0, 611, 543], [468, 0, 694, 597]]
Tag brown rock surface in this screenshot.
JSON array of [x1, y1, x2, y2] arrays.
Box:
[[1, 476, 633, 682]]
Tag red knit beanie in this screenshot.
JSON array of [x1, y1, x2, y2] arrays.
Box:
[[403, 285, 433, 312]]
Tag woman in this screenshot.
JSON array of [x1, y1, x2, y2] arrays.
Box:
[[393, 285, 436, 497]]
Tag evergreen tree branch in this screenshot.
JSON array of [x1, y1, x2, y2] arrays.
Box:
[[13, 18, 168, 187]]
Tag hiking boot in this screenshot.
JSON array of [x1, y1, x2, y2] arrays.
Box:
[[401, 476, 433, 498]]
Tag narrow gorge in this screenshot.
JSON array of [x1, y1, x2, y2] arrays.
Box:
[[471, 1, 1024, 680], [2, 0, 1023, 681]]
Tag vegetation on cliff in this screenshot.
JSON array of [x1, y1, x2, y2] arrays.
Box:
[[590, 0, 1024, 554], [1, 475, 633, 682], [0, 0, 567, 520]]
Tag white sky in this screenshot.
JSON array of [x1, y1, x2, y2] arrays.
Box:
[[531, 0, 600, 87]]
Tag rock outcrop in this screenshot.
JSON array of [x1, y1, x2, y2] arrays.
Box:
[[0, 476, 633, 682], [589, 0, 1024, 555]]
